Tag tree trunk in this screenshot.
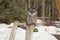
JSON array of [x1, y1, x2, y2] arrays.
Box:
[[25, 25, 34, 40], [42, 0, 45, 21], [9, 21, 19, 40], [55, 0, 60, 21], [25, 0, 37, 40]]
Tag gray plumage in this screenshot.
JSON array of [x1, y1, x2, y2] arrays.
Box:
[[26, 8, 37, 26]]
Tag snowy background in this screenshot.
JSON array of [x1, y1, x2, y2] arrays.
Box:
[[0, 23, 60, 40]]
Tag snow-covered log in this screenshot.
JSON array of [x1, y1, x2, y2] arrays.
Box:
[[37, 19, 46, 26]]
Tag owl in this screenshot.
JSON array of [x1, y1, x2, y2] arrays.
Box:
[[26, 8, 37, 26]]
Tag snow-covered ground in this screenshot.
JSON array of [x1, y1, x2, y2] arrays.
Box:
[[0, 23, 59, 40]]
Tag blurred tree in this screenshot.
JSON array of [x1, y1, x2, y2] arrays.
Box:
[[0, 0, 26, 24], [0, 0, 57, 24], [55, 0, 60, 21]]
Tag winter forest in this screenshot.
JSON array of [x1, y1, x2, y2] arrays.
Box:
[[0, 0, 60, 40], [0, 0, 60, 23]]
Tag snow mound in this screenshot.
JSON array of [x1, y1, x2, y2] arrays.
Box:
[[35, 26, 57, 40], [0, 23, 9, 31], [0, 24, 58, 40], [47, 26, 57, 34], [37, 19, 46, 26]]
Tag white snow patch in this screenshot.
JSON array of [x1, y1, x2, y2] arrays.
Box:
[[47, 26, 57, 34], [37, 19, 46, 26], [0, 24, 58, 40]]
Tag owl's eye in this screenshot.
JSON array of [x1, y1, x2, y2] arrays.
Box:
[[30, 10, 35, 13]]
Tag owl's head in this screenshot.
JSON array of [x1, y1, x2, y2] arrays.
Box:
[[29, 8, 36, 14]]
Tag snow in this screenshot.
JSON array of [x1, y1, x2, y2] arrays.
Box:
[[37, 19, 46, 26], [0, 23, 9, 31], [47, 26, 57, 34], [0, 24, 58, 40], [34, 26, 57, 40]]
